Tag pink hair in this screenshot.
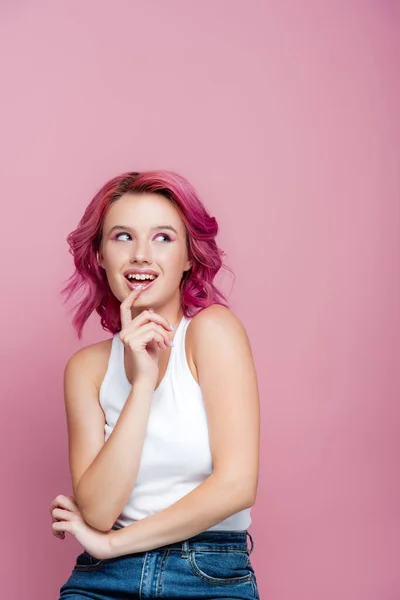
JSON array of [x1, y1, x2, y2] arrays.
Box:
[[62, 171, 232, 338]]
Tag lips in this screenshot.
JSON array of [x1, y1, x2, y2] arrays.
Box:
[[126, 279, 155, 290], [123, 268, 159, 278], [124, 275, 157, 292]]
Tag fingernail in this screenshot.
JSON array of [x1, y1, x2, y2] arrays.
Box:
[[170, 324, 174, 330], [169, 340, 174, 346]]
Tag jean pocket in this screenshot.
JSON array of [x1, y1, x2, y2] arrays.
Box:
[[189, 549, 253, 585], [73, 550, 107, 572]]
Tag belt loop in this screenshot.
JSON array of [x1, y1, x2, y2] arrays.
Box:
[[181, 539, 189, 558], [246, 530, 254, 555]]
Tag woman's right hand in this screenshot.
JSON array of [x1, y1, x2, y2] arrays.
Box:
[[119, 287, 174, 389]]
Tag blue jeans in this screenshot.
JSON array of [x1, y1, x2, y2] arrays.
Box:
[[58, 530, 259, 599]]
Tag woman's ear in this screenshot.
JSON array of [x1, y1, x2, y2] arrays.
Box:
[[183, 260, 192, 274], [96, 251, 104, 269]]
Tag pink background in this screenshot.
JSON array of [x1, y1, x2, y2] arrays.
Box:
[[0, 1, 398, 599]]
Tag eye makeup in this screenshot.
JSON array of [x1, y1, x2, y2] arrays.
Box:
[[108, 224, 179, 236], [153, 233, 174, 242], [113, 232, 130, 241], [111, 231, 174, 242]]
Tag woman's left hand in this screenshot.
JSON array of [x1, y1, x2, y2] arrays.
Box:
[[50, 494, 113, 560]]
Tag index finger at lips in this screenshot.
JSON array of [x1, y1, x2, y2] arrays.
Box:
[[120, 287, 142, 329]]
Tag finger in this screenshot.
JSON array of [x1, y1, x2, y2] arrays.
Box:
[[49, 496, 74, 539], [51, 512, 67, 538], [150, 331, 167, 350], [123, 329, 166, 351], [158, 338, 167, 351], [52, 507, 76, 521], [134, 310, 174, 334], [143, 331, 165, 352], [144, 332, 165, 352], [53, 520, 73, 533], [50, 495, 78, 513], [120, 287, 144, 329], [123, 323, 172, 349], [138, 329, 170, 350]]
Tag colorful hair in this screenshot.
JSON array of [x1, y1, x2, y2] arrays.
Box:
[[62, 170, 232, 338]]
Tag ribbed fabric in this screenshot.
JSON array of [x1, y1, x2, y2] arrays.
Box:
[[99, 315, 251, 531]]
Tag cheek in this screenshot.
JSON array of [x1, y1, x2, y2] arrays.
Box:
[[160, 251, 188, 276], [102, 243, 129, 267]]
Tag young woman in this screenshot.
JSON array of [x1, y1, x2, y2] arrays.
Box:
[[49, 170, 260, 599]]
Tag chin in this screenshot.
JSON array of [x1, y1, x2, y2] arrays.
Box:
[[132, 289, 161, 307], [132, 296, 151, 307]]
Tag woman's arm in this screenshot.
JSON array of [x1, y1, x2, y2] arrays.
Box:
[[64, 344, 154, 532], [68, 296, 174, 532], [107, 305, 260, 556]]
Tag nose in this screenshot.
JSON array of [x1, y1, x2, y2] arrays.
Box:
[[129, 237, 153, 264]]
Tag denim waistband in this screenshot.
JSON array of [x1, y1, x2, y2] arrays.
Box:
[[111, 526, 254, 554], [159, 530, 254, 555], [189, 530, 253, 553]]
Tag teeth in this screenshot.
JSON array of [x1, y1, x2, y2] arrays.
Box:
[[127, 274, 156, 281]]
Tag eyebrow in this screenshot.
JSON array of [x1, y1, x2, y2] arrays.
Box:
[[108, 225, 179, 235]]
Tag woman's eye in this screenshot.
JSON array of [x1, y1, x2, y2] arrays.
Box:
[[113, 232, 171, 242], [115, 233, 131, 241]]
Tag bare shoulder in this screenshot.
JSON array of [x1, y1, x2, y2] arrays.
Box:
[[187, 305, 253, 370], [64, 337, 113, 392], [188, 304, 250, 344]]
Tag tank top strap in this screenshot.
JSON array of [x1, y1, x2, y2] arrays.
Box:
[[168, 315, 195, 381], [107, 332, 126, 382], [172, 314, 191, 355], [99, 332, 126, 406]]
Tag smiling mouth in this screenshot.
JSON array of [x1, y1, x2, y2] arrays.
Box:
[[124, 274, 158, 291]]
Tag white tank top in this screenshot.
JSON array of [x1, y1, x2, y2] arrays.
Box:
[[99, 314, 251, 531]]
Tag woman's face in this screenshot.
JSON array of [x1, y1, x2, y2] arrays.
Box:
[[98, 192, 192, 311]]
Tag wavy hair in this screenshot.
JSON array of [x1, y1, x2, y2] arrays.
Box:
[[62, 170, 232, 338]]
